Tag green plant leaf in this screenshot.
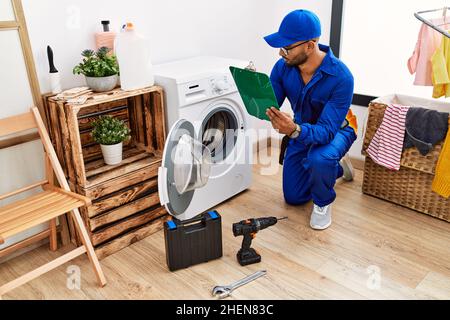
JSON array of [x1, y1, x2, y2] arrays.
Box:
[[81, 49, 94, 58], [91, 115, 131, 145], [73, 48, 119, 77]]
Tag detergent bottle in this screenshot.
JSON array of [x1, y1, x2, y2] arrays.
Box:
[[95, 20, 116, 51], [115, 22, 154, 91]]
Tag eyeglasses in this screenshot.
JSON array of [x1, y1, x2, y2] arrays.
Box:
[[280, 40, 315, 56]]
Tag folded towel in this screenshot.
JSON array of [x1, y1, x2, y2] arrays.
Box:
[[404, 107, 449, 156], [367, 104, 410, 171], [432, 117, 450, 198]]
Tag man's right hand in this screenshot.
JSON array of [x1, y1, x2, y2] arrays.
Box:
[[266, 107, 297, 136]]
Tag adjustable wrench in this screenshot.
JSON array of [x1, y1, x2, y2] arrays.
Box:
[[212, 270, 267, 299]]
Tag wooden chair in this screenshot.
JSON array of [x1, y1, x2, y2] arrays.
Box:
[[0, 107, 106, 298]]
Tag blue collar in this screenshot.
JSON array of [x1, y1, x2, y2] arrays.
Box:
[[317, 44, 337, 76]]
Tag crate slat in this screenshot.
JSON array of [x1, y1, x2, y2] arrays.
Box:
[[91, 205, 166, 246], [78, 162, 160, 199], [85, 154, 161, 188], [87, 178, 158, 218], [95, 214, 169, 260]]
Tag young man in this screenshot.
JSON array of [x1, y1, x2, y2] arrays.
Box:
[[264, 9, 358, 230]]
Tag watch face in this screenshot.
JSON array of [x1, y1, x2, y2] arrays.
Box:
[[290, 131, 300, 139], [289, 124, 300, 139]]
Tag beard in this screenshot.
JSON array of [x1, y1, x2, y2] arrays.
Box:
[[284, 52, 308, 67]]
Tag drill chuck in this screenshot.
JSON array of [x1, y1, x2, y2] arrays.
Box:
[[255, 217, 278, 231]]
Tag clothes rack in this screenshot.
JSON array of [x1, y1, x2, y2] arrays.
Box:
[[415, 7, 450, 38]]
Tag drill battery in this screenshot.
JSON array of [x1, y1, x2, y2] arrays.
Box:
[[164, 210, 223, 271]]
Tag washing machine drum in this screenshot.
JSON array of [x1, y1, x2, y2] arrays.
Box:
[[158, 119, 212, 220], [202, 112, 228, 155], [201, 109, 238, 162]]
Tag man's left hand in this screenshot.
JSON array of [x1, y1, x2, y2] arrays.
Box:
[[266, 107, 297, 135]]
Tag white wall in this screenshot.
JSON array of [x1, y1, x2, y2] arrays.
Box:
[[24, 0, 331, 92], [341, 0, 450, 160], [341, 0, 449, 99], [23, 0, 332, 135]]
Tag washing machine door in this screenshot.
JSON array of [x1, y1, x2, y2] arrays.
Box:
[[158, 119, 212, 219]]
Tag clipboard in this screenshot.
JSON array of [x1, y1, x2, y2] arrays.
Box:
[[229, 66, 280, 121]]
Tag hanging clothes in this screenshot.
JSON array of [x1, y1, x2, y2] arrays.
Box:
[[432, 117, 450, 198], [367, 104, 410, 171], [403, 107, 449, 156], [432, 32, 450, 98], [408, 18, 448, 86]]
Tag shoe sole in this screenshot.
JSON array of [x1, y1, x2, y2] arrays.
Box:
[[310, 219, 332, 230]]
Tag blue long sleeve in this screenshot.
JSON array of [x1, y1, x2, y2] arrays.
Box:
[[267, 45, 355, 146], [298, 75, 354, 145]]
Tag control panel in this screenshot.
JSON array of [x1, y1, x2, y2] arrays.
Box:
[[178, 74, 237, 107]]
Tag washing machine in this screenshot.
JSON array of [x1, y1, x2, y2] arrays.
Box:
[[154, 56, 253, 221]]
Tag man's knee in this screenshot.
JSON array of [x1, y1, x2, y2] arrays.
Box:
[[283, 191, 311, 206], [283, 180, 311, 205], [307, 146, 338, 169]]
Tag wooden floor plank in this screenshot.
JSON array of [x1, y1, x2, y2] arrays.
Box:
[[1, 150, 450, 300], [316, 256, 434, 300], [415, 272, 450, 300]]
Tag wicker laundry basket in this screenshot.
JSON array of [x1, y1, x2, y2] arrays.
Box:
[[362, 94, 450, 222]]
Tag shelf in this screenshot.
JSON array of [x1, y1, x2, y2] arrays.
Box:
[[84, 147, 162, 188], [66, 86, 163, 111]]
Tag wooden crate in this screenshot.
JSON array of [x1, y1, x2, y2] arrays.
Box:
[[44, 86, 169, 258], [46, 87, 166, 185]]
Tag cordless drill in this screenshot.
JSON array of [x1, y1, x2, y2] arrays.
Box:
[[233, 217, 287, 266]]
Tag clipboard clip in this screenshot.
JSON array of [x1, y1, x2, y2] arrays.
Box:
[[245, 61, 256, 72]]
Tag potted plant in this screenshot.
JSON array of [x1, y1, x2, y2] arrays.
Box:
[[73, 47, 119, 92], [91, 115, 131, 165]]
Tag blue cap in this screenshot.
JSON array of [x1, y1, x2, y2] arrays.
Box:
[[264, 10, 321, 48]]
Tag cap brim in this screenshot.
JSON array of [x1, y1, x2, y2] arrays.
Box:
[[264, 32, 296, 48]]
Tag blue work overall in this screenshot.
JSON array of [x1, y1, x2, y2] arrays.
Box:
[[270, 45, 357, 207]]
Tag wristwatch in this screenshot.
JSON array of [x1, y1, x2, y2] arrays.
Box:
[[289, 123, 301, 139]]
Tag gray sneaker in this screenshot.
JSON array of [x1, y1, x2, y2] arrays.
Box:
[[339, 154, 354, 182], [310, 204, 332, 230]]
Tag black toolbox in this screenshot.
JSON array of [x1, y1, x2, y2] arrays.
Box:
[[164, 210, 223, 271]]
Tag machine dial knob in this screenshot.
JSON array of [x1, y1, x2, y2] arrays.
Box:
[[213, 79, 230, 93]]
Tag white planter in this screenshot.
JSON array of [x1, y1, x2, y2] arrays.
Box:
[[100, 142, 123, 165]]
